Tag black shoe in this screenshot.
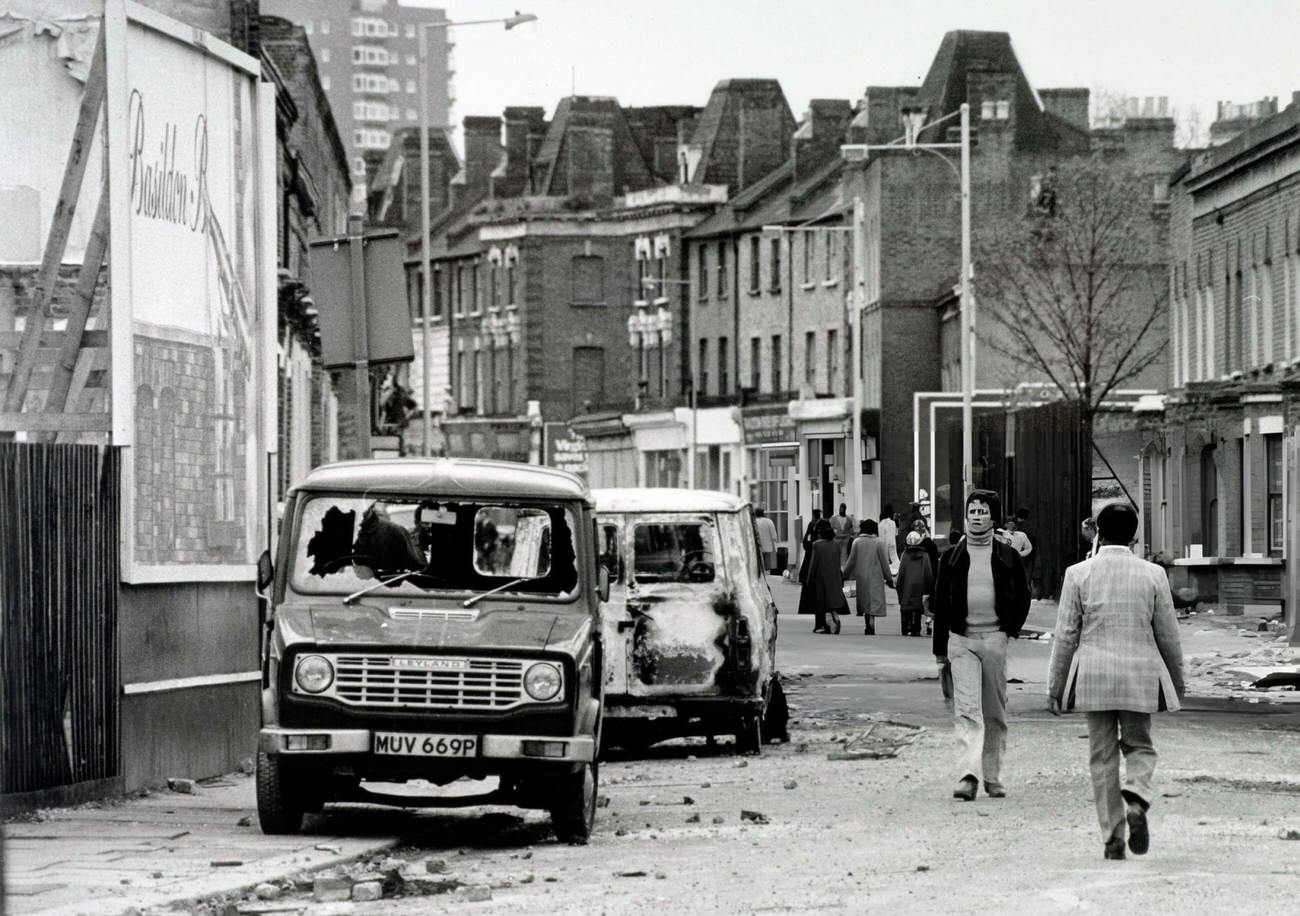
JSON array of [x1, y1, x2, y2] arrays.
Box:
[[1126, 803, 1149, 855], [952, 776, 977, 801], [1104, 836, 1126, 860], [829, 613, 841, 635], [983, 782, 1006, 798]]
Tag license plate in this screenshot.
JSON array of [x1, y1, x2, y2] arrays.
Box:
[[373, 732, 478, 757]]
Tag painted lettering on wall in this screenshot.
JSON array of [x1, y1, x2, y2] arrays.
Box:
[[128, 88, 209, 232]]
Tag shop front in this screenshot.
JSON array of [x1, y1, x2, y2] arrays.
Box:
[[568, 412, 636, 488], [789, 397, 862, 563], [624, 410, 687, 488], [743, 404, 799, 573]]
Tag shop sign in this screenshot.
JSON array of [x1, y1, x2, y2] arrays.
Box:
[[544, 422, 589, 479], [742, 409, 796, 445]]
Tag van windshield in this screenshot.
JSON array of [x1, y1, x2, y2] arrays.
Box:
[[290, 495, 580, 599]]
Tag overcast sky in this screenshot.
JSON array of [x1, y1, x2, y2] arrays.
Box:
[[405, 0, 1294, 149]]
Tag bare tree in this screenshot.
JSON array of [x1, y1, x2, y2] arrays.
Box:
[[975, 156, 1169, 440]]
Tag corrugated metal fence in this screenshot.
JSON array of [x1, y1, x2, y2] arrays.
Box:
[[1, 443, 119, 794]]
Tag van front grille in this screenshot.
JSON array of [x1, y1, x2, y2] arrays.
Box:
[[321, 654, 531, 711]]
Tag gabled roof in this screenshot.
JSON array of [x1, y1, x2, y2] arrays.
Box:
[[914, 30, 1085, 152], [530, 96, 656, 197], [687, 152, 845, 239]]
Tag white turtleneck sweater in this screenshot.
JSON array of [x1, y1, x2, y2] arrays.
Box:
[[964, 533, 999, 632]]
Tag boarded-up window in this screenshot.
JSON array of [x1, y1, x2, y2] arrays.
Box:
[[572, 346, 605, 412], [571, 255, 605, 305]]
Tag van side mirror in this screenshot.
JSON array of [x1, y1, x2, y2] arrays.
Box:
[[256, 549, 274, 596], [597, 566, 610, 603]]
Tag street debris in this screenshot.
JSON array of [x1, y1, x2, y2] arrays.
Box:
[[166, 777, 195, 794], [1278, 828, 1300, 841], [740, 810, 769, 824], [236, 815, 254, 827], [686, 813, 701, 823], [210, 860, 244, 868], [454, 885, 493, 902], [253, 883, 280, 900], [827, 720, 925, 760], [783, 779, 798, 790], [616, 870, 648, 878]]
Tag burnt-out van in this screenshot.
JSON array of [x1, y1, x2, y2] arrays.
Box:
[[255, 459, 607, 843], [591, 489, 787, 753]]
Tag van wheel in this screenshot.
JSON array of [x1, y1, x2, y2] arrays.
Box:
[[550, 762, 598, 845], [256, 751, 304, 835], [736, 712, 763, 755]]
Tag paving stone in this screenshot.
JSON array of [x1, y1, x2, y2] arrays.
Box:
[[351, 881, 382, 902], [313, 874, 352, 903], [454, 885, 492, 902]]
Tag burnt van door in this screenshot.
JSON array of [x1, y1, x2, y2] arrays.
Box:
[[624, 514, 729, 697]]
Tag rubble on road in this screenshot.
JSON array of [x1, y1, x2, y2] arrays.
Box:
[[826, 720, 925, 760]]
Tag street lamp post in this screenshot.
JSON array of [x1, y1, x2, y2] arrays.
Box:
[[841, 102, 974, 501], [418, 12, 537, 456]]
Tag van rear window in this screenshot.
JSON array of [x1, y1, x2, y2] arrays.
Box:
[[632, 522, 716, 583]]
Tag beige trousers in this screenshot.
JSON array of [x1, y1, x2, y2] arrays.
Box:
[[1086, 710, 1156, 841], [948, 630, 1008, 789]]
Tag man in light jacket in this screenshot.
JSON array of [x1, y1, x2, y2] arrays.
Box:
[[1048, 501, 1185, 861]]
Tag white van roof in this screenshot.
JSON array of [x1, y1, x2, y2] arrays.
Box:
[[591, 488, 747, 514]]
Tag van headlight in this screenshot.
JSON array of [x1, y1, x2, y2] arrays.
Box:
[[295, 655, 334, 694], [523, 662, 562, 701]]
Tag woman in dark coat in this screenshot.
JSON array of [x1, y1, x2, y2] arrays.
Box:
[[798, 519, 847, 634], [895, 531, 935, 637], [797, 509, 823, 585]]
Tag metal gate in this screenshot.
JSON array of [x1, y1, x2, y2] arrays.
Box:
[[1, 443, 119, 796], [1002, 401, 1088, 601]]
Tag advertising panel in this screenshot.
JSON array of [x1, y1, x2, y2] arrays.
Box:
[[106, 1, 274, 581], [544, 422, 589, 480]]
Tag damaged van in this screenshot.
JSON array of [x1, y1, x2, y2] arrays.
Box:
[[592, 489, 787, 753], [255, 459, 606, 843]]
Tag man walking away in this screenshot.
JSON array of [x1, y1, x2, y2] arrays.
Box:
[[754, 508, 779, 575], [932, 489, 1030, 801], [1048, 502, 1184, 861]]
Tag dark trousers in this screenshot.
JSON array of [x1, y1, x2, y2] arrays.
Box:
[[901, 607, 923, 636]]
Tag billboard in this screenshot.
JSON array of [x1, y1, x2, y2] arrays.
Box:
[[544, 422, 588, 480], [105, 1, 276, 582]]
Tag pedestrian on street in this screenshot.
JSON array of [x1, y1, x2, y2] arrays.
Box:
[[842, 518, 893, 634], [798, 509, 823, 584], [754, 507, 779, 575], [895, 531, 934, 637], [910, 518, 941, 576], [1047, 501, 1185, 861], [1003, 516, 1033, 562], [798, 519, 847, 634], [878, 504, 900, 572], [1015, 507, 1039, 597], [932, 488, 1031, 801], [830, 502, 856, 564]]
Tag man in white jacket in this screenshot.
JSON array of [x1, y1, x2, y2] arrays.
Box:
[[1047, 502, 1185, 861]]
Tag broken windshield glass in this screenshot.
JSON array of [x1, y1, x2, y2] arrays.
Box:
[[290, 495, 578, 599]]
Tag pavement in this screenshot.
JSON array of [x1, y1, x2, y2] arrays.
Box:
[[4, 578, 1298, 915]]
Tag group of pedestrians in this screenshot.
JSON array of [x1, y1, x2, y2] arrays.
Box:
[[793, 489, 1185, 860], [931, 490, 1184, 861], [798, 504, 941, 637]]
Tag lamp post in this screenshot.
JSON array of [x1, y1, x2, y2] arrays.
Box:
[[841, 102, 973, 501], [418, 12, 537, 456]]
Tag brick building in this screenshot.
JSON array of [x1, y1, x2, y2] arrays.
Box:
[[259, 16, 354, 497], [1150, 97, 1300, 635], [415, 97, 711, 460]]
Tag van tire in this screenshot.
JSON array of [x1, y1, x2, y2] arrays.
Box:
[[550, 762, 598, 844], [736, 712, 763, 755], [256, 751, 304, 835], [762, 677, 790, 743]]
